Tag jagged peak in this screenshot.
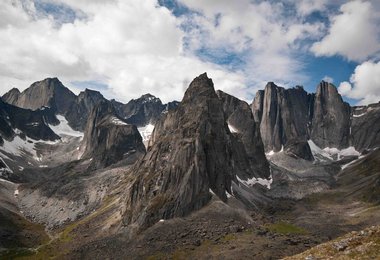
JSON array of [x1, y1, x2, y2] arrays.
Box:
[[6, 87, 20, 94], [78, 88, 104, 99], [182, 72, 215, 102]]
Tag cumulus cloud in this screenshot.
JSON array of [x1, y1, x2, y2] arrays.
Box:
[[178, 0, 324, 89], [0, 0, 247, 103], [322, 76, 333, 83], [338, 61, 380, 105], [294, 0, 328, 16], [311, 0, 380, 62]]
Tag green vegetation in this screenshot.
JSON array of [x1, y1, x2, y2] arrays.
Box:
[[266, 221, 307, 235]]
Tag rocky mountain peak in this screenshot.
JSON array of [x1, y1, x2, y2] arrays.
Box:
[[182, 72, 215, 103], [79, 88, 104, 99], [2, 77, 77, 114], [2, 88, 20, 105], [122, 73, 271, 230]]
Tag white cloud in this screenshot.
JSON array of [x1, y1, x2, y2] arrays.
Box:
[[0, 0, 247, 103], [338, 61, 380, 105], [178, 0, 324, 90], [322, 76, 333, 83], [295, 0, 328, 16], [311, 0, 380, 62]]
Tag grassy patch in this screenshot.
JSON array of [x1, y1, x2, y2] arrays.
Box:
[[266, 222, 307, 235], [221, 233, 236, 242]]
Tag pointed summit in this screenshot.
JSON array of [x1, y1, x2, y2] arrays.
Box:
[[182, 72, 215, 103], [122, 73, 271, 230]]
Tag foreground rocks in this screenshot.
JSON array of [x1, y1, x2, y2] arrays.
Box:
[[285, 225, 380, 260]]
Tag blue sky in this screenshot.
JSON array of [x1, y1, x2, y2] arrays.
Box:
[[0, 0, 379, 104]]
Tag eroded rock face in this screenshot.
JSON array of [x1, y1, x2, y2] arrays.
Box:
[[216, 90, 270, 178], [350, 103, 380, 151], [311, 81, 350, 149], [254, 83, 312, 152], [123, 73, 270, 230], [80, 101, 146, 168], [2, 78, 77, 114]]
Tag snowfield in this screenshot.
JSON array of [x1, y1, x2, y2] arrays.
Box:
[[138, 124, 155, 142], [49, 115, 83, 137]]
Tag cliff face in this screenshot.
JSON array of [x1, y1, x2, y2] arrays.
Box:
[[310, 81, 351, 149], [80, 101, 145, 169], [253, 82, 312, 152], [251, 81, 375, 153], [216, 90, 270, 178], [350, 103, 380, 151], [122, 73, 271, 229]]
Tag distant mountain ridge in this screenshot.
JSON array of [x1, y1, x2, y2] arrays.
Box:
[[252, 80, 380, 153], [2, 78, 178, 131]]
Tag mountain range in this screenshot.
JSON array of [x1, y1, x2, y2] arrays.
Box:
[[0, 73, 379, 259]]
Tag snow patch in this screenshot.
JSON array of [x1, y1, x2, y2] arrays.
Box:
[[307, 140, 333, 161], [49, 115, 83, 137], [353, 113, 366, 118], [110, 116, 128, 126], [236, 175, 272, 189], [138, 124, 155, 142], [324, 146, 360, 160], [228, 124, 238, 133], [0, 135, 37, 157]]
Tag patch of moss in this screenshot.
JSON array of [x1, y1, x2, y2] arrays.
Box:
[[146, 252, 167, 260], [266, 222, 307, 235], [221, 233, 236, 242]]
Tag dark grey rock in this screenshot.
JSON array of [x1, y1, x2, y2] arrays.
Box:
[[0, 98, 59, 142], [65, 89, 108, 131], [123, 73, 270, 230], [80, 101, 146, 168], [217, 90, 270, 178], [111, 94, 179, 127], [350, 102, 380, 151], [284, 139, 314, 161], [253, 82, 312, 152], [310, 81, 350, 149]]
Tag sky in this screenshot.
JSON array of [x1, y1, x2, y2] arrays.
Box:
[[0, 0, 379, 105]]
